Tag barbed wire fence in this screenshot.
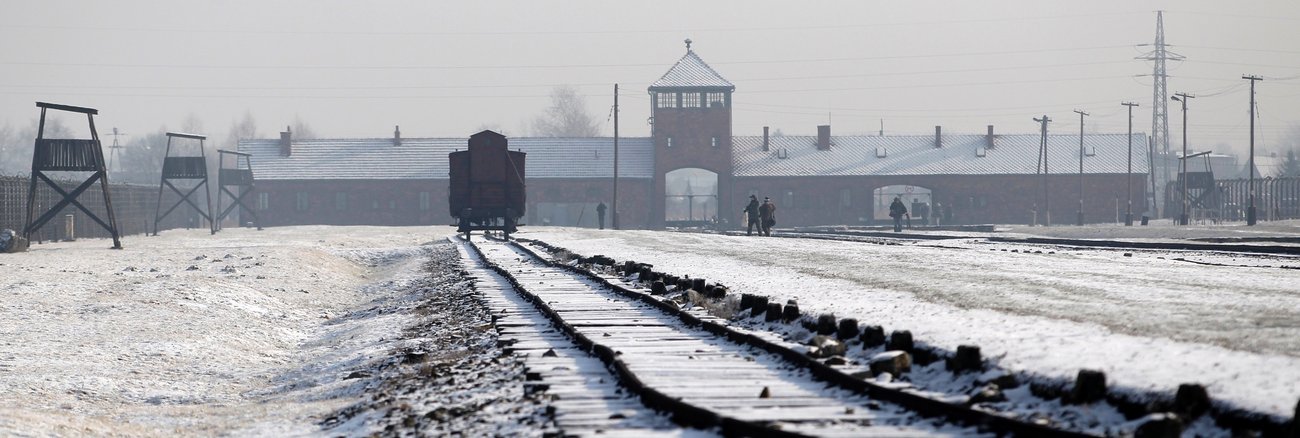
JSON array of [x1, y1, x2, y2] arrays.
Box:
[[1, 174, 196, 244]]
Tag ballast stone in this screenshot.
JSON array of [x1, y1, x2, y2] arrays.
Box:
[[869, 350, 912, 376]]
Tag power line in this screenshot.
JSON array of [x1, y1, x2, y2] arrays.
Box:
[[732, 60, 1135, 82], [0, 45, 1135, 71], [0, 60, 1136, 92], [1175, 10, 1300, 22], [0, 12, 1145, 37], [1178, 45, 1300, 56], [743, 74, 1134, 94], [0, 74, 1136, 99]]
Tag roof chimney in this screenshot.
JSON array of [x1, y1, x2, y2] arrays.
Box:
[[986, 125, 996, 149], [279, 126, 292, 157], [393, 125, 401, 146], [762, 126, 770, 152], [934, 125, 943, 148], [817, 125, 831, 150]]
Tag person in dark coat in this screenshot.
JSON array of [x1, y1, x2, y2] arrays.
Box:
[[596, 201, 607, 229], [888, 196, 908, 232], [758, 197, 776, 236], [743, 195, 760, 235]]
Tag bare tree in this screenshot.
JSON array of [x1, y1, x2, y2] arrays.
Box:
[[1280, 124, 1300, 178], [291, 115, 317, 140], [224, 110, 259, 150], [531, 85, 601, 137], [1283, 149, 1300, 178], [111, 127, 168, 184], [0, 121, 19, 174], [181, 113, 204, 135], [0, 118, 72, 175]]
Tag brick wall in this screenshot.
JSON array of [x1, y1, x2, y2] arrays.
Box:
[[732, 173, 1150, 226]]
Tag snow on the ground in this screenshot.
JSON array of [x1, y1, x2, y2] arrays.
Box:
[[998, 219, 1300, 240], [0, 225, 489, 436], [522, 225, 1300, 420]]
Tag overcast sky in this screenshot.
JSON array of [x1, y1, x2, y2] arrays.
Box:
[[3, 0, 1299, 157]]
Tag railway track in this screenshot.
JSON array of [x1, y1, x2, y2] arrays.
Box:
[[720, 227, 1300, 259], [459, 235, 1095, 437]]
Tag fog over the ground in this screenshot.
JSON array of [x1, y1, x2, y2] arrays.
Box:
[[2, 0, 1299, 156]]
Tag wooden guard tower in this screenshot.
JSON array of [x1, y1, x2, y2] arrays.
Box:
[[154, 132, 214, 235], [24, 102, 123, 249], [215, 149, 260, 231]]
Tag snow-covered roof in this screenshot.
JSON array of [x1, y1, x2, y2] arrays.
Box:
[[1240, 154, 1286, 179], [238, 137, 655, 181], [733, 133, 1150, 177], [648, 50, 734, 90]]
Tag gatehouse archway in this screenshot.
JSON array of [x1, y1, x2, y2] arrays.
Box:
[[664, 168, 718, 225], [872, 184, 936, 224]]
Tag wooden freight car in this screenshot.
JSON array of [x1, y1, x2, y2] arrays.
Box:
[[448, 130, 526, 239]]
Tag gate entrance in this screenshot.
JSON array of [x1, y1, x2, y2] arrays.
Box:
[[664, 168, 718, 226], [872, 185, 935, 224]]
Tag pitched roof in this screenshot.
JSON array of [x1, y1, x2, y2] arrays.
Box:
[[1240, 154, 1287, 179], [733, 133, 1150, 177], [238, 137, 655, 181], [649, 50, 734, 90]]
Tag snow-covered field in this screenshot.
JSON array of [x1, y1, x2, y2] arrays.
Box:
[[0, 226, 520, 436], [523, 225, 1300, 420], [3, 222, 1295, 435]]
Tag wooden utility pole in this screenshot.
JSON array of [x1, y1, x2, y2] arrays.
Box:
[[1244, 75, 1262, 226], [1035, 115, 1052, 226], [613, 83, 620, 230], [1074, 109, 1089, 226], [1122, 102, 1140, 226], [1172, 92, 1194, 225]]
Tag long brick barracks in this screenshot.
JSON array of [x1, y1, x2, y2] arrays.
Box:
[[239, 45, 1150, 229]]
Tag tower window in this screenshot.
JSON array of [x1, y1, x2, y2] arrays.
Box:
[[711, 137, 718, 148], [295, 192, 309, 212], [666, 137, 673, 148], [681, 92, 701, 108], [656, 92, 676, 109], [257, 193, 269, 211], [706, 92, 727, 108], [782, 190, 794, 208], [419, 192, 431, 211], [335, 192, 348, 211]]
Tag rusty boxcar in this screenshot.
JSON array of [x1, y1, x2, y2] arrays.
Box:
[[448, 130, 526, 239]]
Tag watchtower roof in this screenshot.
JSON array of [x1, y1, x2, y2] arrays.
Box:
[[649, 46, 734, 91]]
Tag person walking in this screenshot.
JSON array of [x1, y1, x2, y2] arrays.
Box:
[[596, 201, 607, 230], [759, 197, 776, 236], [743, 195, 760, 235], [889, 196, 908, 232]]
